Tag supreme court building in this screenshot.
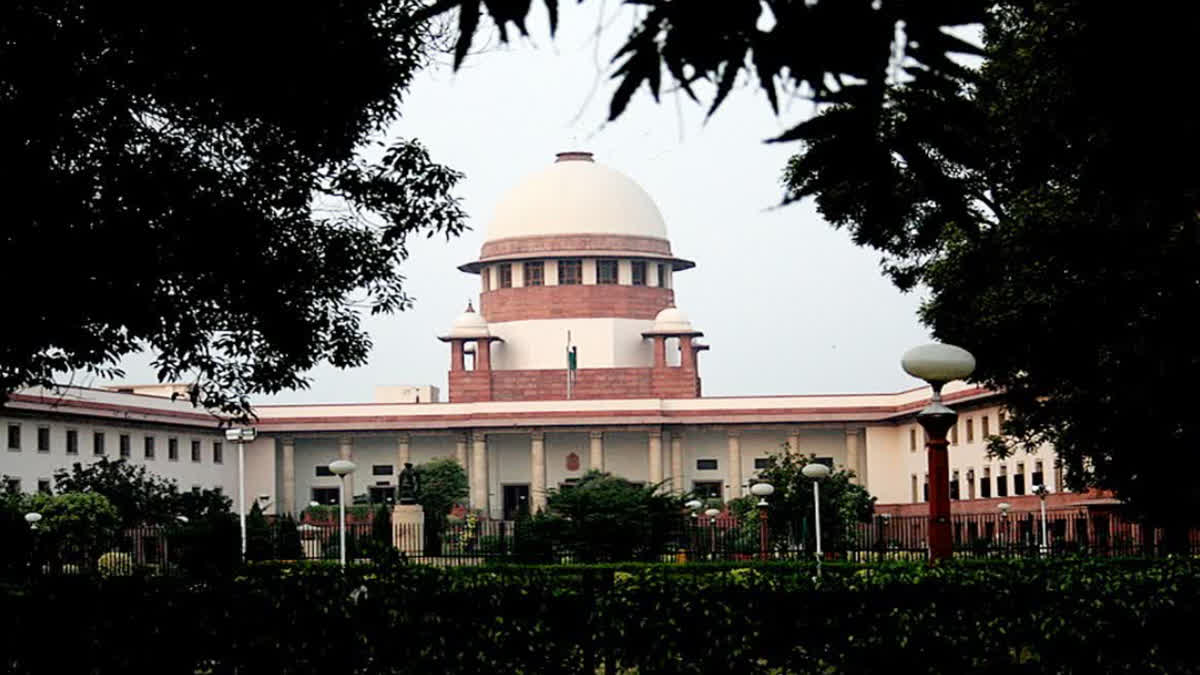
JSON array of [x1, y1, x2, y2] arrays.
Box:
[[1, 152, 1066, 519]]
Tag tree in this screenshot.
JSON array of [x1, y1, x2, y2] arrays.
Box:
[[414, 458, 468, 522], [729, 451, 875, 553], [413, 457, 467, 555], [780, 2, 1200, 542], [274, 514, 305, 561], [1, 2, 465, 418], [526, 470, 684, 562], [244, 500, 272, 562], [53, 457, 230, 527], [25, 492, 122, 569]]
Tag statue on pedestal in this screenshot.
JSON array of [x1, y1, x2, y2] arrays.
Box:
[[397, 462, 420, 505]]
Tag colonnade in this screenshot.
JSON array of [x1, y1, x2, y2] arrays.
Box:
[[275, 426, 866, 517]]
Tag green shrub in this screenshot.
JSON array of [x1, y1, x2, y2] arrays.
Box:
[[5, 558, 1200, 673]]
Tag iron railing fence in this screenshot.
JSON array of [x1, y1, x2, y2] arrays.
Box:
[[13, 524, 241, 578], [10, 507, 1200, 576]]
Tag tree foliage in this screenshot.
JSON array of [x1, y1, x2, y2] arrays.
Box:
[[414, 457, 469, 522], [519, 470, 683, 562], [53, 457, 231, 527], [1, 1, 465, 417], [417, 1, 986, 129], [781, 2, 1200, 533], [26, 492, 121, 559], [729, 451, 875, 552]]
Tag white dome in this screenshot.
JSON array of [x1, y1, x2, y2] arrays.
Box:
[[652, 307, 693, 333], [447, 305, 490, 339], [485, 153, 668, 243]]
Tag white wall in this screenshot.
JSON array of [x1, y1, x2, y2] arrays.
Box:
[[489, 317, 655, 370], [0, 415, 235, 498], [876, 403, 1062, 505], [865, 425, 908, 504], [545, 431, 589, 489]]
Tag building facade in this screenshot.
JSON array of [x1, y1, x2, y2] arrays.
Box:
[[1, 152, 1070, 519]]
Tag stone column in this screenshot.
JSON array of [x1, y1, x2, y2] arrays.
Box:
[[589, 431, 604, 472], [530, 430, 547, 513], [280, 437, 296, 515], [787, 429, 801, 456], [652, 336, 667, 369], [648, 428, 664, 488], [455, 433, 468, 471], [471, 431, 488, 514], [338, 436, 354, 502], [670, 430, 684, 495], [726, 430, 743, 500], [680, 335, 696, 370], [845, 427, 861, 484], [450, 340, 465, 371], [396, 432, 411, 470], [476, 338, 492, 371]]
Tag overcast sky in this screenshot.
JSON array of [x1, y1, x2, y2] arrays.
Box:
[[110, 6, 934, 403]]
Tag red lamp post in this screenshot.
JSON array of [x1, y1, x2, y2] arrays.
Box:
[[749, 481, 775, 560], [902, 344, 976, 563]]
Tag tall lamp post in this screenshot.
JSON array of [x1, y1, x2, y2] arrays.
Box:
[[225, 427, 257, 561], [24, 512, 42, 578], [901, 343, 976, 562], [684, 499, 702, 561], [329, 459, 357, 568], [998, 501, 1011, 552], [704, 507, 721, 560], [749, 482, 775, 560], [802, 462, 831, 573], [1033, 484, 1049, 554]]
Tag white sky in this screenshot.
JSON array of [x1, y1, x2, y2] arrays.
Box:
[[110, 6, 934, 403]]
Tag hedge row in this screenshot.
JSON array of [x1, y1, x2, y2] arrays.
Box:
[[4, 558, 1199, 673]]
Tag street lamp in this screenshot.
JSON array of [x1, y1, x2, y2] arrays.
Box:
[[802, 462, 831, 573], [1033, 485, 1049, 554], [24, 512, 41, 530], [749, 481, 775, 560], [703, 507, 720, 560], [225, 427, 257, 560], [997, 501, 1011, 550], [329, 459, 358, 568], [901, 343, 976, 562]]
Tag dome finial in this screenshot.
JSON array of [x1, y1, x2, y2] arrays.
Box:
[[465, 300, 475, 313]]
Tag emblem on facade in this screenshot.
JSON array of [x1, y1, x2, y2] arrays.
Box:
[[566, 452, 580, 471]]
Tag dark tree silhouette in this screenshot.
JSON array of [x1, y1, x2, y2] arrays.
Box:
[[1, 1, 465, 417]]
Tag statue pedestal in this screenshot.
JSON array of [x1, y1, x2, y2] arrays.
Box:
[[392, 504, 424, 556]]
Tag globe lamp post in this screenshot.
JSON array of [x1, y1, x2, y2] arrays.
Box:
[[24, 512, 42, 578], [901, 343, 976, 562], [703, 507, 721, 560], [329, 459, 358, 568], [749, 482, 775, 560], [802, 463, 831, 572], [24, 512, 42, 530], [1034, 484, 1050, 554], [225, 426, 257, 561]]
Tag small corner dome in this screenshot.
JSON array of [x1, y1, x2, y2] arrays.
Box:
[[448, 304, 490, 339], [652, 307, 693, 333], [485, 152, 669, 243]]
